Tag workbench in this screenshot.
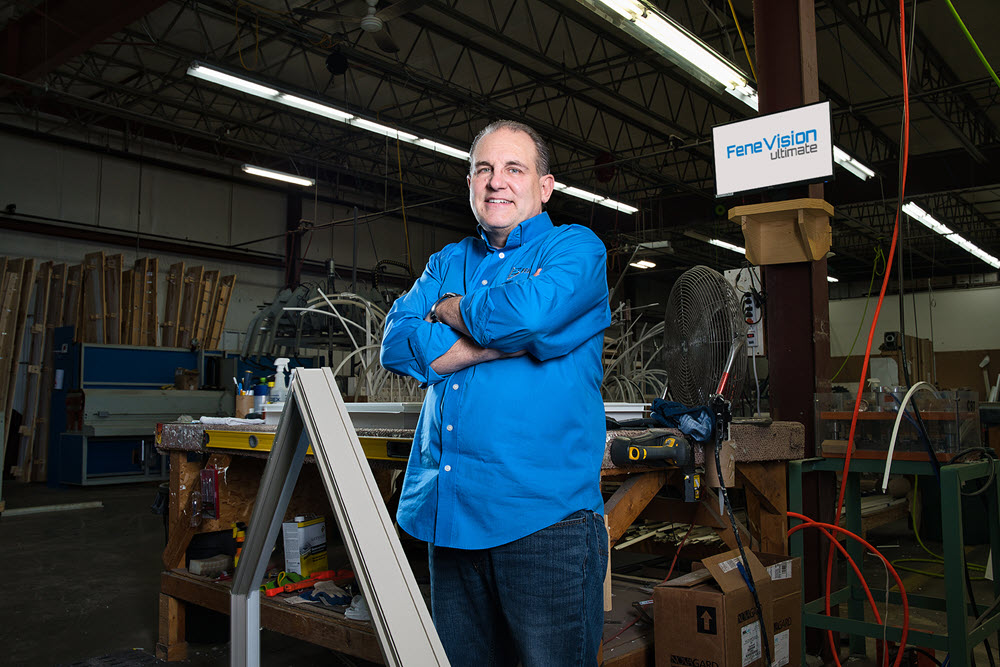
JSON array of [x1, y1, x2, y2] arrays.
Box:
[[155, 418, 803, 664]]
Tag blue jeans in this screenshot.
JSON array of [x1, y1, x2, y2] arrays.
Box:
[[427, 510, 608, 667]]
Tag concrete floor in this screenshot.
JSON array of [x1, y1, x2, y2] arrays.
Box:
[[0, 480, 362, 666], [1, 479, 998, 666]]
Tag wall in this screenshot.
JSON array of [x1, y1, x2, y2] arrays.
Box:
[[829, 286, 1000, 354], [1, 130, 471, 350]]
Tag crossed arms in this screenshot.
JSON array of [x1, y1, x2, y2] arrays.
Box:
[[379, 227, 610, 385]]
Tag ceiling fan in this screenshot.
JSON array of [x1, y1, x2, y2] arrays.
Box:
[[295, 0, 428, 53]]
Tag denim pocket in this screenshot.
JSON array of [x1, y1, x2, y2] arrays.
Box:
[[550, 509, 588, 528]]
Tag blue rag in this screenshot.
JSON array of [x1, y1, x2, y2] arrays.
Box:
[[649, 399, 715, 443]]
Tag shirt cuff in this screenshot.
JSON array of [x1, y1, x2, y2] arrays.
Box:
[[411, 321, 462, 384]]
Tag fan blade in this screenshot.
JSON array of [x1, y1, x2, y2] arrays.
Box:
[[375, 0, 428, 21], [295, 8, 361, 22], [371, 29, 400, 53]]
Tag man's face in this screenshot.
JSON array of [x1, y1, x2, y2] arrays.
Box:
[[467, 128, 555, 245]]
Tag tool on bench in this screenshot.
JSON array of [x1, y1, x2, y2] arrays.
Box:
[[610, 430, 701, 501], [261, 568, 354, 597], [610, 429, 693, 467]]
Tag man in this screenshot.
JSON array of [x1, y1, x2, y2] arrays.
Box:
[[380, 120, 611, 665]]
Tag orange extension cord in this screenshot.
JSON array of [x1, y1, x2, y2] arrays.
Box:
[[789, 1, 913, 665]]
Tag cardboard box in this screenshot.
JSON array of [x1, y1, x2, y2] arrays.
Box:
[[282, 516, 328, 577], [655, 549, 775, 667], [756, 553, 802, 667]]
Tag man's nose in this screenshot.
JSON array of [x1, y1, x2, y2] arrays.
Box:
[[487, 171, 508, 189]]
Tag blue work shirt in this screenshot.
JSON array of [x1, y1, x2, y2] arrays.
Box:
[[380, 212, 611, 549]]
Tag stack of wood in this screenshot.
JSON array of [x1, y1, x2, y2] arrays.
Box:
[[1, 254, 236, 484], [76, 254, 235, 349]]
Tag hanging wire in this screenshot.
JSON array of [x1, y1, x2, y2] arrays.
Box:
[[725, 0, 757, 82]]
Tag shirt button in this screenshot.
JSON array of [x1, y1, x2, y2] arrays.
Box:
[[446, 424, 453, 431], [444, 465, 452, 472], [498, 252, 505, 259], [452, 384, 459, 390], [481, 279, 488, 285]]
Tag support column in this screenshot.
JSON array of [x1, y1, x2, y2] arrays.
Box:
[[753, 0, 836, 654]]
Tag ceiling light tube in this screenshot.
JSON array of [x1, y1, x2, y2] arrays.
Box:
[[189, 62, 637, 213], [630, 259, 656, 269], [708, 238, 746, 254], [351, 117, 418, 142], [833, 146, 875, 181], [242, 164, 315, 187], [827, 276, 839, 283], [600, 199, 640, 214], [559, 185, 607, 203], [415, 138, 470, 160], [902, 202, 1000, 269], [579, 0, 757, 110], [279, 93, 354, 121], [188, 63, 279, 99], [902, 202, 954, 235]]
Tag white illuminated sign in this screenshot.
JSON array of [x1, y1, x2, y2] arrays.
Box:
[[712, 101, 833, 197]]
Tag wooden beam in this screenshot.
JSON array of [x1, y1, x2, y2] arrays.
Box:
[[604, 471, 667, 546]]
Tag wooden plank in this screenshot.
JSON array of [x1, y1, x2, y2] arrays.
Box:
[[159, 572, 383, 663], [82, 252, 106, 343], [205, 274, 234, 349], [32, 263, 66, 482], [63, 264, 83, 340], [193, 270, 218, 347], [129, 260, 145, 345], [177, 266, 203, 348], [604, 471, 667, 546], [161, 262, 185, 348], [15, 262, 51, 482], [0, 272, 20, 471], [3, 259, 35, 450], [145, 258, 159, 346], [156, 594, 187, 662], [104, 253, 123, 344], [120, 268, 134, 344]]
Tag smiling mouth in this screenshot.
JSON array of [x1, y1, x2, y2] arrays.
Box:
[[486, 198, 512, 205]]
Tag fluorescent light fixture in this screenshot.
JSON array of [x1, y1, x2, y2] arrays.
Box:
[[555, 182, 639, 214], [827, 276, 839, 283], [188, 62, 638, 214], [902, 202, 953, 235], [903, 201, 1000, 269], [946, 234, 1000, 268], [242, 164, 315, 187], [279, 93, 354, 121], [351, 117, 418, 142], [188, 63, 279, 98], [708, 238, 746, 254], [684, 230, 745, 255], [579, 0, 757, 110], [833, 146, 875, 181], [560, 185, 606, 203], [415, 138, 470, 160], [630, 259, 657, 269]]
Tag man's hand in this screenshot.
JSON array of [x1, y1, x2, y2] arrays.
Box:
[[430, 337, 526, 375]]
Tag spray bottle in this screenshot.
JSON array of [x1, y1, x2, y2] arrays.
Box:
[[272, 358, 290, 403]]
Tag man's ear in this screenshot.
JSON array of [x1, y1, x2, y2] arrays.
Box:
[[539, 174, 555, 204]]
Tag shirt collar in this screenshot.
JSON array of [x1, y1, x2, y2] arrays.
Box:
[[477, 211, 553, 251]]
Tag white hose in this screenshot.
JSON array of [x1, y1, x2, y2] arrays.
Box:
[[881, 381, 938, 491]]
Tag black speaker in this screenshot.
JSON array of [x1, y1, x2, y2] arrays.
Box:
[[883, 331, 901, 351]]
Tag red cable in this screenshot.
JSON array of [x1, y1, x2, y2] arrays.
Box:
[[804, 1, 913, 663], [789, 513, 910, 667]]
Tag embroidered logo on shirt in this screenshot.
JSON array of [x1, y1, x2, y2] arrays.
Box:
[[506, 266, 530, 281]]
